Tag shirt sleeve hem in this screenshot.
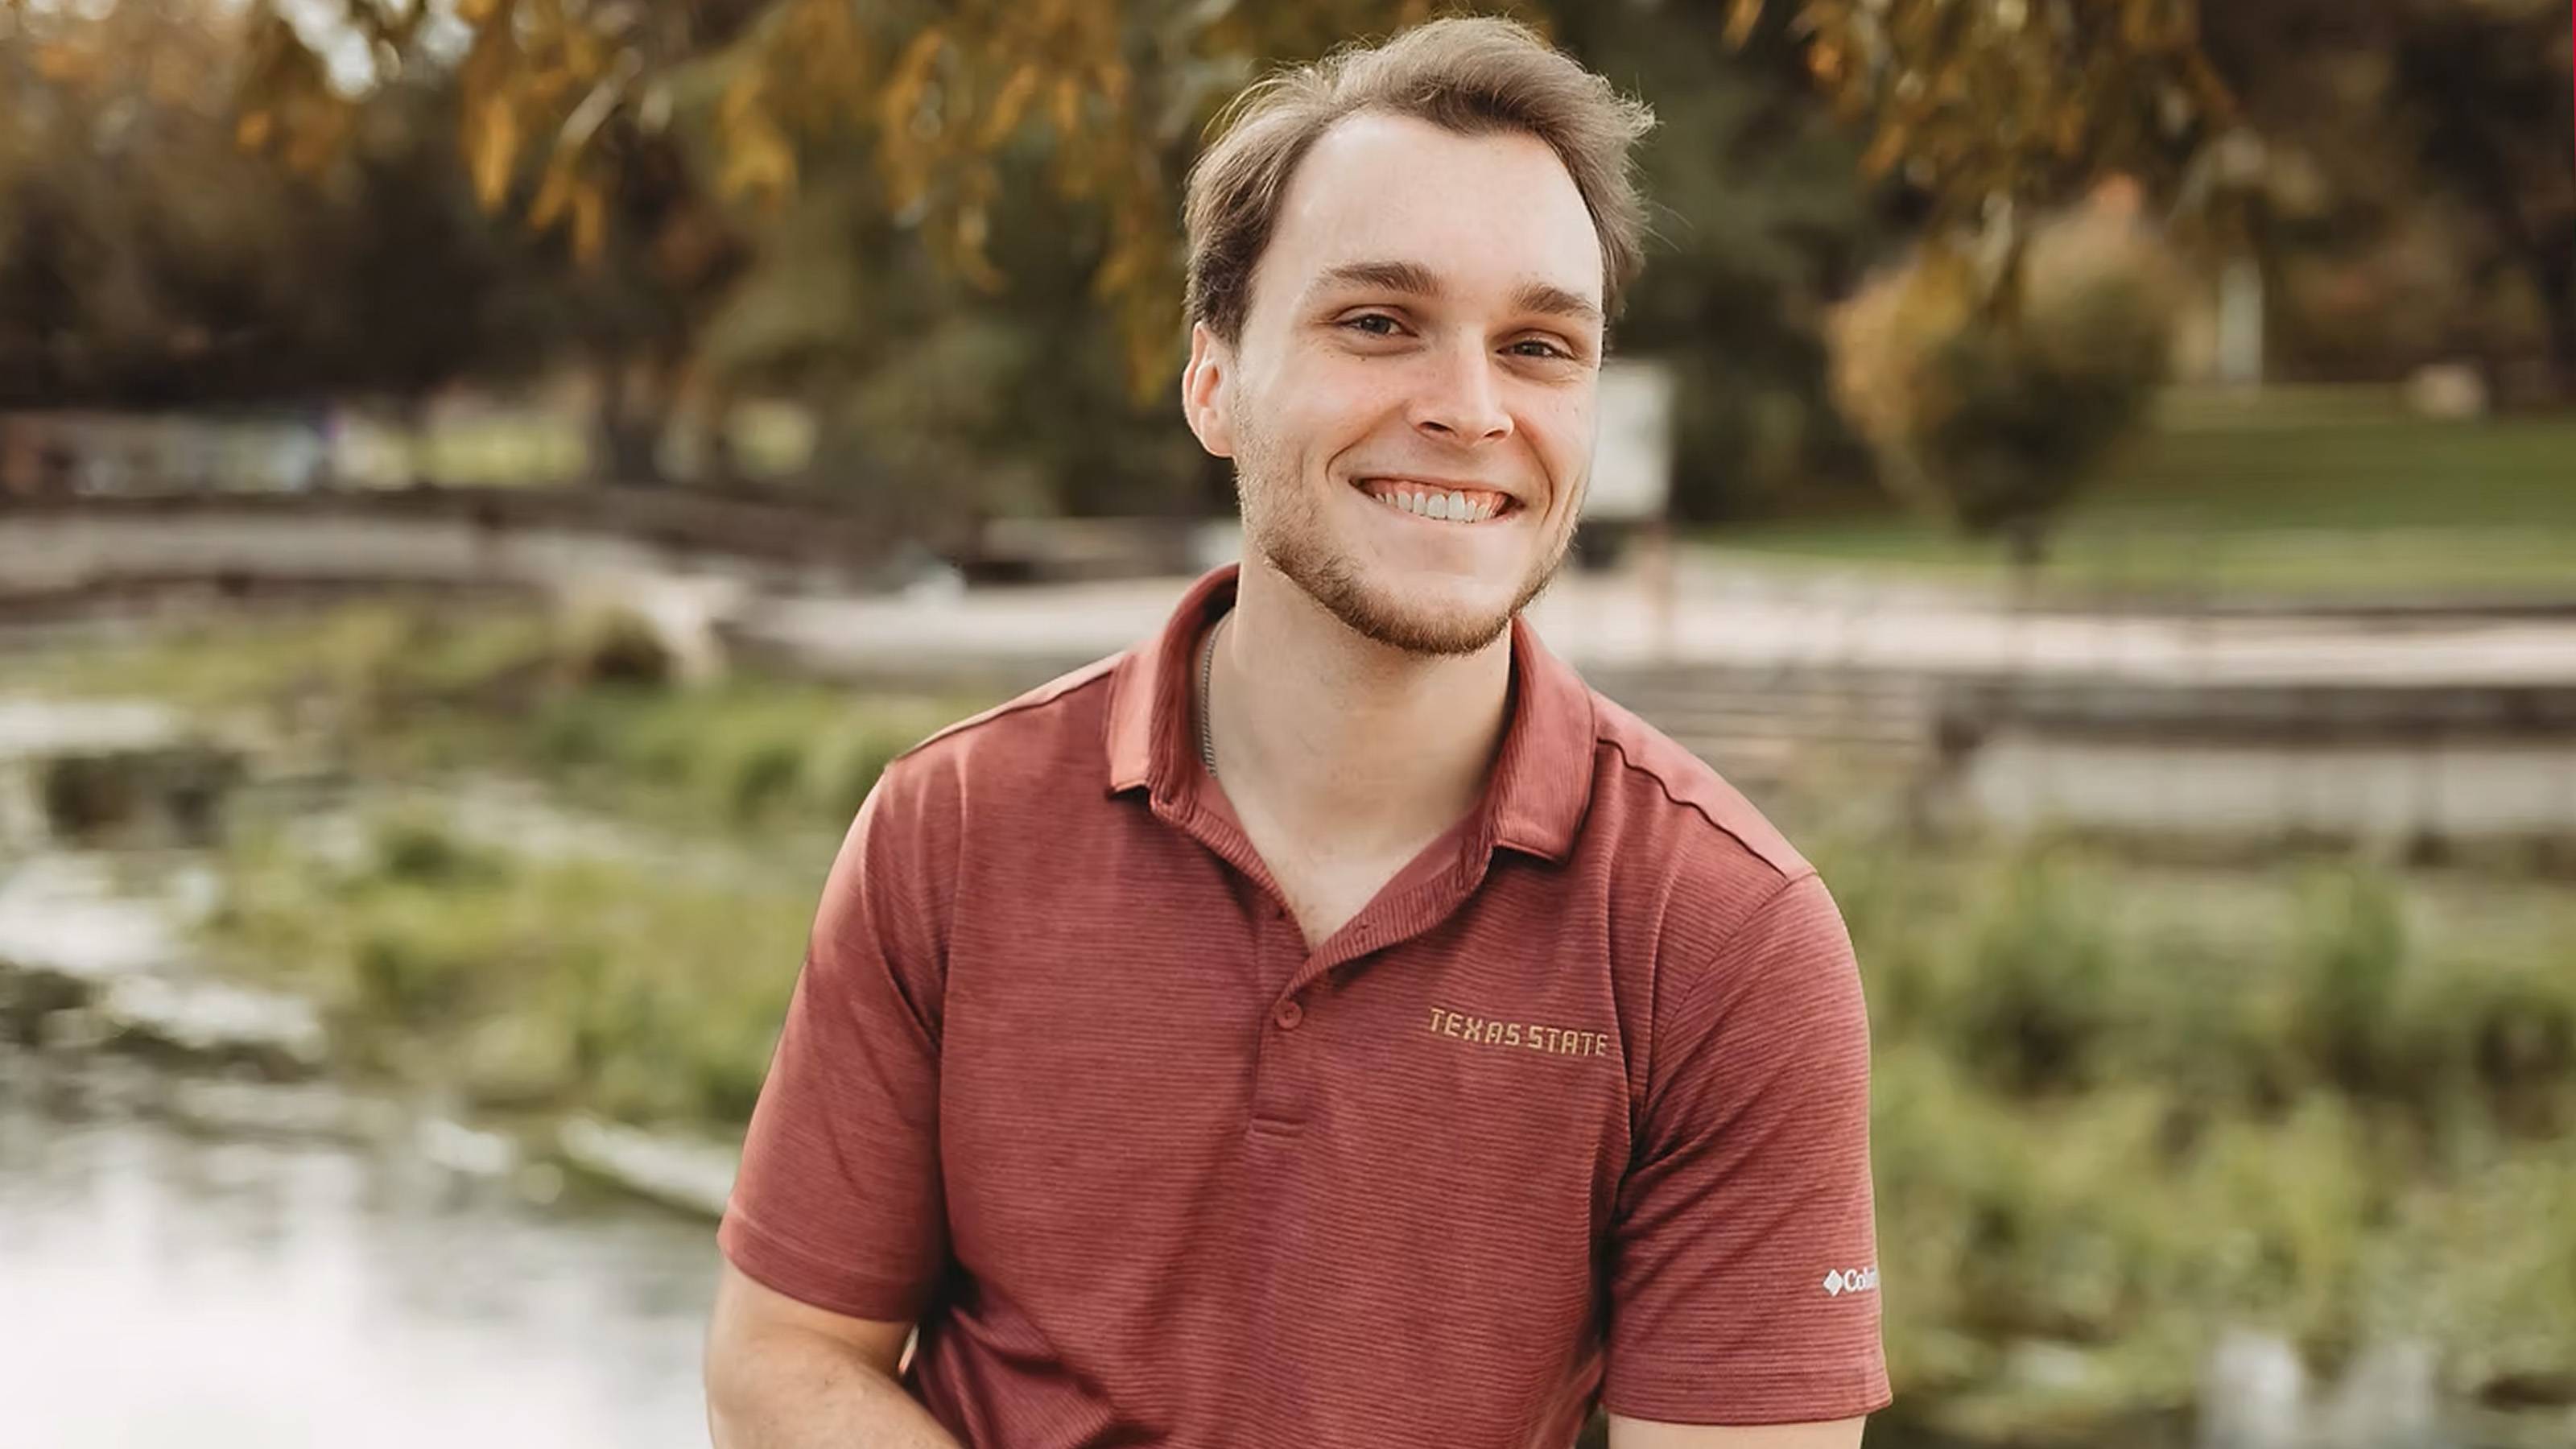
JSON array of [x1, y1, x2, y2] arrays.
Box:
[[1600, 1354, 1893, 1426], [716, 1206, 935, 1324]]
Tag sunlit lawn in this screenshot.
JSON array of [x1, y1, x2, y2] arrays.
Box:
[[1705, 402, 2576, 601]]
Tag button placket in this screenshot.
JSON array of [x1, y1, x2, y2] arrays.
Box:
[[1248, 899, 1315, 1129]]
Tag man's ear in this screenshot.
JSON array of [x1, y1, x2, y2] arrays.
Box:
[[1180, 321, 1236, 459]]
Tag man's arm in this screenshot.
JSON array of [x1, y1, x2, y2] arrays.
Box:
[[1608, 1413, 1867, 1449], [704, 1259, 962, 1449], [708, 762, 959, 1444], [1602, 870, 1891, 1430]]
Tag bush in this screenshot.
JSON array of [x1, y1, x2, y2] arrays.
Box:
[[1827, 187, 2183, 569], [558, 606, 675, 689], [205, 825, 811, 1126], [371, 813, 506, 886], [724, 735, 811, 824], [2289, 865, 2413, 1096]]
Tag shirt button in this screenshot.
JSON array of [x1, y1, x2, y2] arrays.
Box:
[[1273, 999, 1303, 1030]]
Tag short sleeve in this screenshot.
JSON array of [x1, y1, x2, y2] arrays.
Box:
[[717, 761, 952, 1323], [1604, 869, 1892, 1425]]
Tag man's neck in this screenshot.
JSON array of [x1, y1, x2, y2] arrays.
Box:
[[1208, 561, 1513, 858]]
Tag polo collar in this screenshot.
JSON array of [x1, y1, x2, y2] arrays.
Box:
[[1104, 564, 1594, 862]]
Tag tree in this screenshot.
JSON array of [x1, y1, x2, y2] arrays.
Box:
[[1826, 185, 2183, 573], [2197, 0, 2575, 398], [0, 1, 582, 418], [225, 0, 1448, 406], [1751, 0, 2575, 401], [1548, 0, 1897, 522], [1736, 0, 2240, 266]]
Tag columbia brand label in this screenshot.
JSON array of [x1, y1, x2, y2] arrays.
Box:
[[1820, 1265, 1879, 1297]]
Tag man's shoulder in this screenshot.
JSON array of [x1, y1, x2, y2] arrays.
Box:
[[1580, 691, 1852, 1014], [868, 651, 1124, 814], [1582, 687, 1814, 887], [902, 652, 1123, 761]]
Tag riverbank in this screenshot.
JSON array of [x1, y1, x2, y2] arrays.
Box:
[[151, 805, 2576, 1447], [0, 1047, 721, 1448], [9, 599, 2574, 1447]]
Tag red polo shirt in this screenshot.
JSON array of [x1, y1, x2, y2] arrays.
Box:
[[720, 564, 1890, 1447]]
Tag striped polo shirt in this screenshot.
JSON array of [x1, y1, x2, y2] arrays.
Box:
[[720, 563, 1890, 1447]]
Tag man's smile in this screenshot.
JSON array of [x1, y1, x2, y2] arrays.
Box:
[[1352, 476, 1521, 523]]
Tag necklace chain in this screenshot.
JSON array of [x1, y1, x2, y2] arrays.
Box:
[[1198, 612, 1225, 778]]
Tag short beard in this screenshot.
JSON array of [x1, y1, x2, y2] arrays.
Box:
[[1230, 408, 1574, 658]]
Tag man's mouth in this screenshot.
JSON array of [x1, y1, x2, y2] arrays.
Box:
[[1353, 477, 1517, 524]]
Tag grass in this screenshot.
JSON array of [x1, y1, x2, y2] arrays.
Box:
[[201, 812, 815, 1126], [1706, 406, 2576, 601], [1822, 835, 2576, 1440], [27, 597, 2576, 1443], [10, 600, 981, 842], [185, 790, 2576, 1443]]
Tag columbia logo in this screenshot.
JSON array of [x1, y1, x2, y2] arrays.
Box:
[[1820, 1266, 1879, 1297]]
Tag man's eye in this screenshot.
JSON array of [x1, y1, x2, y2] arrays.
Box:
[[1509, 339, 1572, 360], [1343, 314, 1402, 337]]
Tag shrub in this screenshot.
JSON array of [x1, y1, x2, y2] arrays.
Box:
[[2289, 865, 2412, 1097], [1827, 186, 2183, 571], [558, 605, 674, 689]]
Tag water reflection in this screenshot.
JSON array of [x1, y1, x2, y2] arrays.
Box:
[[0, 1052, 718, 1447]]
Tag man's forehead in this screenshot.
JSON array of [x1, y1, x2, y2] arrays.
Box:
[[1266, 112, 1604, 313]]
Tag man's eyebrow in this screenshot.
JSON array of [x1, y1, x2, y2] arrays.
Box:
[[1307, 260, 1603, 326], [1511, 281, 1603, 325], [1310, 259, 1442, 299]]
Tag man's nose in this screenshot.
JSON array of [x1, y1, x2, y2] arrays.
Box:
[[1408, 341, 1513, 444]]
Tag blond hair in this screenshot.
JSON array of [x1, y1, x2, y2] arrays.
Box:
[[1182, 16, 1657, 343]]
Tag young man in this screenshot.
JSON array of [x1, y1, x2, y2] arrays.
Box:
[[704, 17, 1889, 1449]]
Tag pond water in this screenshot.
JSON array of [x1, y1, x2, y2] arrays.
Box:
[[0, 1051, 721, 1448]]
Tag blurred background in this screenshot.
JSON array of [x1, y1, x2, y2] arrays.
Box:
[[1, 1, 2571, 1446]]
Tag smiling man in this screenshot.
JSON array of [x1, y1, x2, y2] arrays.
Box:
[[704, 17, 1889, 1449]]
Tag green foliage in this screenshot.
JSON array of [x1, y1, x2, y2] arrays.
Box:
[[371, 809, 510, 886], [1827, 196, 2185, 565], [192, 802, 2576, 1438], [72, 603, 2573, 1442], [517, 679, 954, 834], [2291, 865, 2409, 1097], [1837, 838, 2576, 1439], [1706, 405, 2576, 604], [1545, 2, 1891, 521], [208, 815, 814, 1125], [31, 600, 968, 838], [1740, 0, 2234, 230], [559, 606, 676, 689]]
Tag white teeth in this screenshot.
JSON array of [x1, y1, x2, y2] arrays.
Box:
[[1365, 485, 1501, 522]]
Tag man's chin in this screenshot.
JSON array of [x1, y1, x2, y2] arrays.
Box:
[[1304, 567, 1525, 658]]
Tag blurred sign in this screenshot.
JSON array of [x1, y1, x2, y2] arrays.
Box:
[[1584, 358, 1674, 523]]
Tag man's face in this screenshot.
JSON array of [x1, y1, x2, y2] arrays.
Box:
[[1184, 111, 1605, 656]]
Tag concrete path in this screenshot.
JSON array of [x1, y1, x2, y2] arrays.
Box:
[[737, 554, 2576, 688]]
